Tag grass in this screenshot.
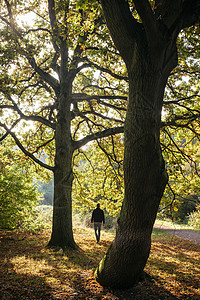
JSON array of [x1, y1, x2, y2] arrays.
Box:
[[155, 218, 200, 232], [0, 226, 200, 299]]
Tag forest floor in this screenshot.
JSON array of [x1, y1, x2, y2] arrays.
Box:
[[0, 225, 200, 300]]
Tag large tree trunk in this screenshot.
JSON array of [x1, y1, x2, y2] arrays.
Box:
[[95, 0, 184, 288], [48, 89, 77, 250], [96, 42, 176, 287]]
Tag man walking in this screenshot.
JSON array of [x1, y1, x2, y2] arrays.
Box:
[[91, 203, 105, 243]]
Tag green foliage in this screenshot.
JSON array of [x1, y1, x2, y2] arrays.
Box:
[[160, 126, 200, 221], [0, 0, 200, 234], [160, 25, 200, 216], [73, 136, 124, 217], [188, 204, 200, 229], [0, 170, 40, 229], [0, 146, 40, 230], [171, 195, 199, 223], [23, 205, 53, 232]]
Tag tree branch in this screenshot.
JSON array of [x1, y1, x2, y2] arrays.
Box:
[[80, 59, 128, 81], [0, 119, 21, 141], [163, 94, 200, 106], [74, 126, 124, 150], [27, 56, 60, 93], [133, 0, 159, 39], [77, 111, 124, 124], [2, 0, 60, 93], [0, 94, 56, 129], [100, 0, 141, 62], [181, 0, 200, 29], [98, 99, 127, 112], [33, 136, 55, 154], [48, 0, 60, 53], [162, 128, 199, 174], [0, 122, 54, 171], [72, 93, 127, 103], [161, 113, 200, 129]]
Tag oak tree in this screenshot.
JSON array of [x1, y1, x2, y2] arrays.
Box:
[[96, 0, 200, 288], [0, 0, 126, 249]]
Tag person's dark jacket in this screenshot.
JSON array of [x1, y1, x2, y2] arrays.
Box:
[[91, 208, 105, 224]]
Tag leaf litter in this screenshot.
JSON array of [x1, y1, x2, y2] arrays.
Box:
[[0, 226, 199, 299]]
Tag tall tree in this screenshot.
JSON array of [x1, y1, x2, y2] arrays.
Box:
[[96, 0, 200, 288], [0, 0, 126, 249]]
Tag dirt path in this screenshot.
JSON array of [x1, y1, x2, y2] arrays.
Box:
[[154, 223, 200, 244]]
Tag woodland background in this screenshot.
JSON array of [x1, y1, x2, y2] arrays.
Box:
[[0, 0, 200, 298]]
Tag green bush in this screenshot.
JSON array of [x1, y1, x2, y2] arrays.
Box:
[[22, 205, 53, 232], [172, 195, 199, 223], [0, 169, 40, 230], [188, 204, 200, 229], [158, 195, 199, 224]]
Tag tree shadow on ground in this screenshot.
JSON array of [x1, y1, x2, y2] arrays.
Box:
[[1, 229, 199, 299], [71, 273, 181, 300]]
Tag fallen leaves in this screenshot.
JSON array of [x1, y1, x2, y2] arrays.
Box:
[[0, 227, 199, 299], [145, 230, 200, 299]]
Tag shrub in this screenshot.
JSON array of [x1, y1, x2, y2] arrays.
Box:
[[0, 169, 40, 230], [172, 195, 199, 223], [22, 205, 53, 232], [158, 195, 199, 224], [188, 204, 200, 229]]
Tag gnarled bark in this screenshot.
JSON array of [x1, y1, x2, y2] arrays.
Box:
[[96, 0, 189, 288], [96, 68, 169, 288]]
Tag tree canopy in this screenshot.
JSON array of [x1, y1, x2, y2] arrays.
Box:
[[0, 0, 200, 282], [0, 0, 127, 248]]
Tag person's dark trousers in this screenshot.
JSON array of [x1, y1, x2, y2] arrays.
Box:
[[94, 222, 102, 242]]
